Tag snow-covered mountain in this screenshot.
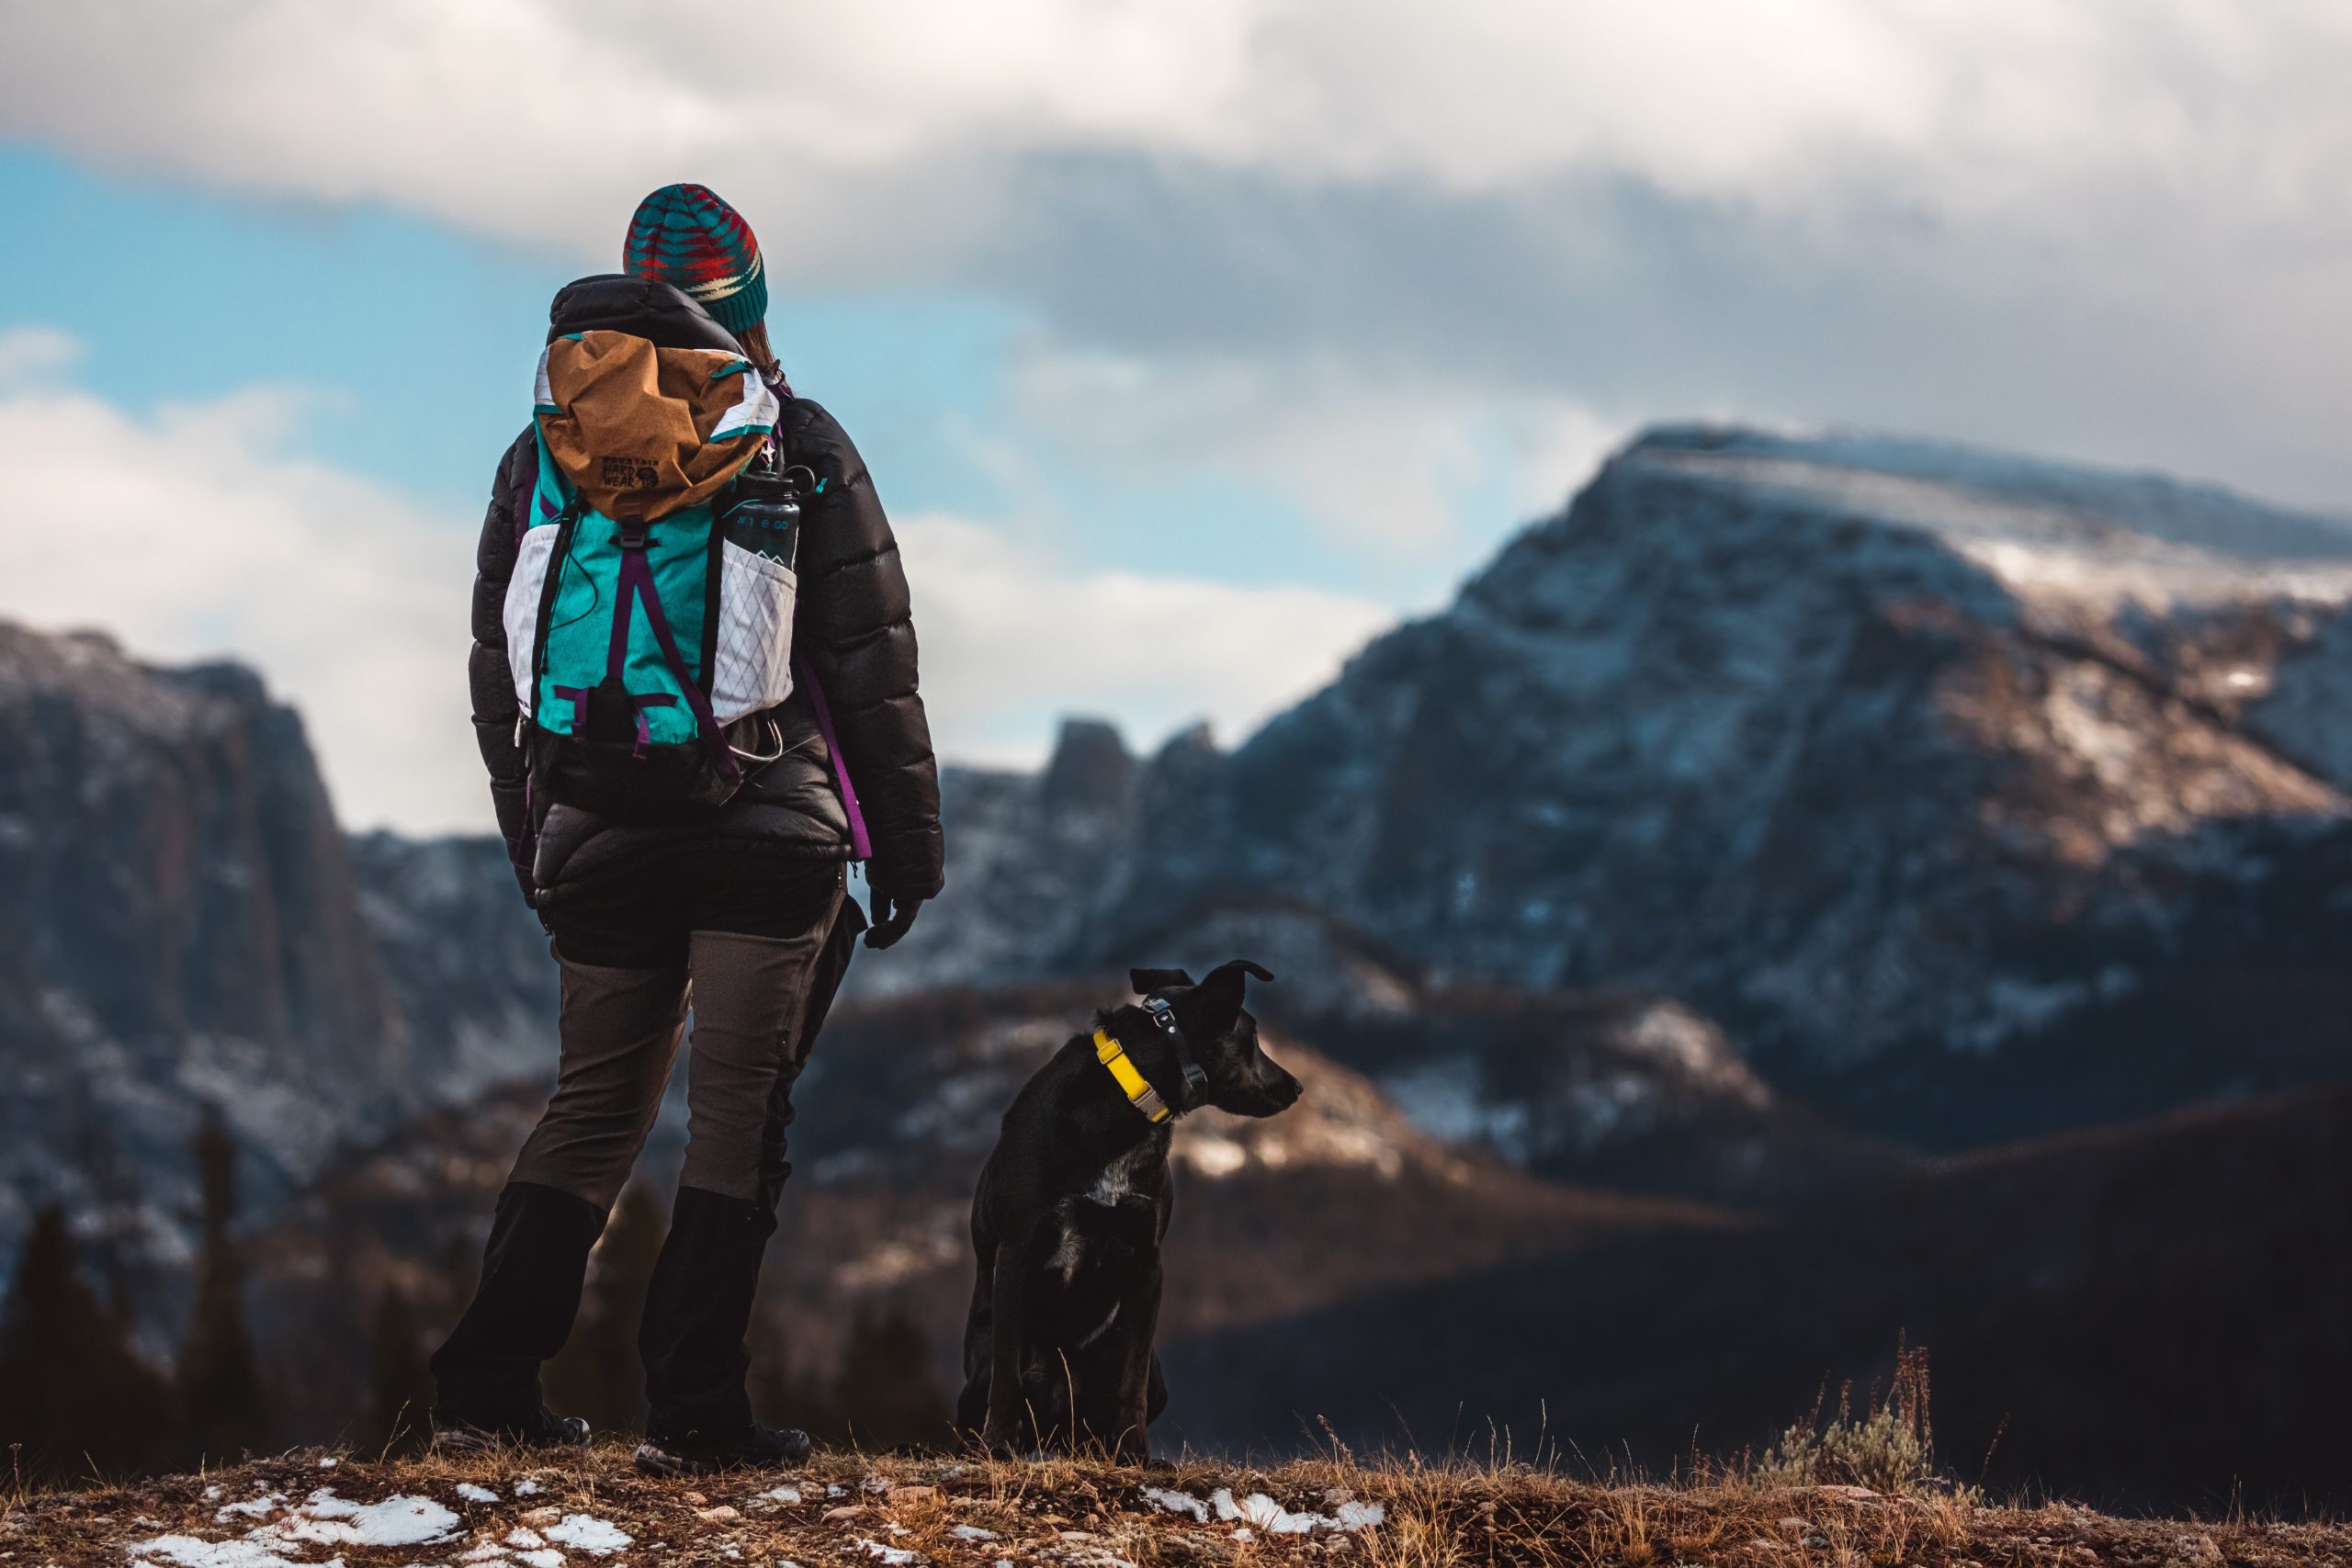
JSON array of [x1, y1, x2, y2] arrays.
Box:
[[878, 426, 2352, 1134]]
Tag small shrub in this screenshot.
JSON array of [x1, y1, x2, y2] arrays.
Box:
[[1756, 1344, 1963, 1499]]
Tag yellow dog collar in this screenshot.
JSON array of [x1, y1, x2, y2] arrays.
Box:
[[1093, 1028, 1173, 1123]]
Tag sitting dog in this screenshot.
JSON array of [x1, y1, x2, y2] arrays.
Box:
[[955, 961, 1300, 1459]]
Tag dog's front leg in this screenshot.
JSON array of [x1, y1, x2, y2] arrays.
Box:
[[1108, 1262, 1164, 1463], [978, 1235, 1035, 1456]]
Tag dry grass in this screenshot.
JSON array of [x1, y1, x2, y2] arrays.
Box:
[[2, 1442, 2342, 1567], [1754, 1345, 1954, 1501]]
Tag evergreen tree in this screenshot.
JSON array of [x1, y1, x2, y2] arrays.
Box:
[[541, 1184, 665, 1433], [359, 1281, 434, 1457], [175, 1105, 267, 1464], [0, 1203, 176, 1482]]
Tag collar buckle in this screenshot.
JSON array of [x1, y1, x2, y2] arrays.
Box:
[[1143, 996, 1210, 1106]]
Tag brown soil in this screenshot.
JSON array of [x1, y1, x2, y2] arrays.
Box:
[[6, 1446, 2342, 1568]]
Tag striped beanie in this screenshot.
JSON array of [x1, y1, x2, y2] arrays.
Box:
[[622, 183, 768, 335]]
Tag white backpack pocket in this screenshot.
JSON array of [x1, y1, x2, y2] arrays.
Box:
[[711, 539, 798, 723], [503, 524, 560, 716]]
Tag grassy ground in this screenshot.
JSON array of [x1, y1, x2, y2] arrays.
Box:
[[5, 1444, 2344, 1568]]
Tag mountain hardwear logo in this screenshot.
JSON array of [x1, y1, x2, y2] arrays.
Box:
[[602, 456, 661, 490]]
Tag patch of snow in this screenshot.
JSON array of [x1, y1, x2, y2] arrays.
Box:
[[513, 1480, 542, 1495], [1380, 1058, 1514, 1149], [951, 1523, 1000, 1541], [1951, 974, 2102, 1053], [757, 1483, 804, 1505], [854, 1537, 925, 1565], [124, 1537, 326, 1568], [317, 1457, 339, 1468], [518, 1551, 564, 1568], [267, 1491, 459, 1550], [1141, 1487, 1210, 1522], [1208, 1488, 1383, 1534], [214, 1492, 287, 1522], [542, 1514, 633, 1555], [456, 1483, 500, 1504], [505, 1529, 547, 1548]]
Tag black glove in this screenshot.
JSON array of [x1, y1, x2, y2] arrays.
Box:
[[864, 882, 923, 949]]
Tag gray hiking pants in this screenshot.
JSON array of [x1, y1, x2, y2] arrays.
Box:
[[508, 857, 858, 1212]]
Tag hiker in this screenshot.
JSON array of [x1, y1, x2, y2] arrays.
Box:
[[429, 184, 944, 1474]]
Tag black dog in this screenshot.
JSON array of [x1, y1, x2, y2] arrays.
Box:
[[955, 961, 1300, 1459]]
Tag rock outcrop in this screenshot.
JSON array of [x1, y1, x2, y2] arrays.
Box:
[[880, 428, 2352, 1140]]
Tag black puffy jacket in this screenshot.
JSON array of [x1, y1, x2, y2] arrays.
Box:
[[468, 276, 946, 902]]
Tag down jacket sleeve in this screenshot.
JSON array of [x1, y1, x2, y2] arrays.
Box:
[[783, 399, 946, 900], [469, 427, 539, 897]]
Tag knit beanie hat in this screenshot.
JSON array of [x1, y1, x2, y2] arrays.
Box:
[[622, 183, 768, 335]]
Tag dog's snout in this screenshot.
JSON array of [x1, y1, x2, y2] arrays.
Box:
[[1262, 1066, 1304, 1112]]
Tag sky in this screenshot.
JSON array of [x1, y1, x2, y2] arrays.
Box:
[[2, 0, 2348, 832]]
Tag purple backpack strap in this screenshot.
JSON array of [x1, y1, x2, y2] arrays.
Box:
[[794, 655, 872, 862]]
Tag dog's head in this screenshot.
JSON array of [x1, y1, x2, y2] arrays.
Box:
[[1127, 960, 1302, 1118]]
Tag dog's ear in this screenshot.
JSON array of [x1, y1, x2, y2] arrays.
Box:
[[1130, 967, 1195, 994], [1177, 959, 1274, 1034]]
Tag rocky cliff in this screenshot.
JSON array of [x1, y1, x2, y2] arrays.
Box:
[[877, 427, 2352, 1141], [0, 626, 553, 1275]]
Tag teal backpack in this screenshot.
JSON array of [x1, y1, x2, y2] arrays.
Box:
[[502, 324, 810, 819]]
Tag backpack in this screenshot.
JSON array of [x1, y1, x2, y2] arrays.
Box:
[[502, 326, 808, 818]]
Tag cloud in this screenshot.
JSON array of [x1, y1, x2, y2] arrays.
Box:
[[894, 512, 1392, 765], [1007, 342, 1621, 562], [0, 330, 1396, 829], [6, 2, 2346, 251], [0, 333, 480, 831], [6, 2, 2352, 792], [0, 325, 79, 385], [8, 0, 2350, 521]]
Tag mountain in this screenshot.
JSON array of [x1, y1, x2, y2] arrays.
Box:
[[14, 421, 2352, 1497], [0, 625, 399, 1275], [345, 831, 557, 1104], [878, 427, 2352, 1145], [0, 624, 554, 1280], [30, 418, 2335, 1266]]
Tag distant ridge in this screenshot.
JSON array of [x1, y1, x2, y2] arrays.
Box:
[[881, 423, 2352, 1140]]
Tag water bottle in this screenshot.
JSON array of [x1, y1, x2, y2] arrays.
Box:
[[721, 459, 814, 568]]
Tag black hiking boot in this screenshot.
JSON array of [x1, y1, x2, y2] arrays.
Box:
[[639, 1187, 782, 1438], [635, 1422, 812, 1476], [431, 1404, 593, 1454], [430, 1180, 607, 1436]]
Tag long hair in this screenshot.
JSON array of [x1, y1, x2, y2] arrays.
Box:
[[735, 321, 783, 384]]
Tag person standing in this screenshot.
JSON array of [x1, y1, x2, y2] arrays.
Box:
[[429, 184, 944, 1473]]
